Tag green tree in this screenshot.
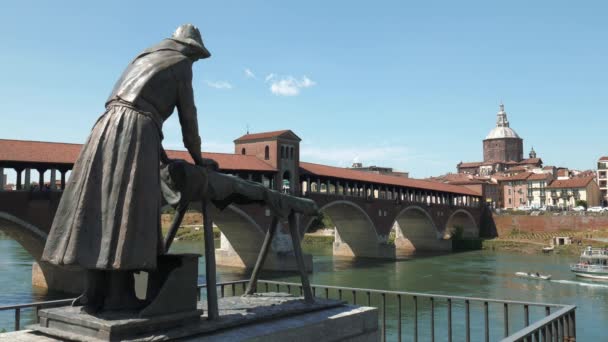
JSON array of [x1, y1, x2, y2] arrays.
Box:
[[575, 200, 588, 209]]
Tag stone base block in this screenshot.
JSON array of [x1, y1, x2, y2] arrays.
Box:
[[215, 249, 313, 272], [26, 293, 371, 341], [189, 303, 379, 341], [333, 242, 398, 259], [34, 306, 203, 341]]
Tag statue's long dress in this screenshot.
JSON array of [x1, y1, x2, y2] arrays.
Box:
[[42, 104, 162, 270]]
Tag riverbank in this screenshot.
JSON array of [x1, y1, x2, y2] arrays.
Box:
[[161, 212, 219, 241], [481, 233, 608, 255]]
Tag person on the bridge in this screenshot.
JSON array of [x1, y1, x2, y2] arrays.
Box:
[[41, 24, 217, 313]]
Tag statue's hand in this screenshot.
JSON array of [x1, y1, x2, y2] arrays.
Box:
[[197, 158, 219, 171]]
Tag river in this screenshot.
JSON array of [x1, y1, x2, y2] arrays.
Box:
[[0, 234, 606, 340]]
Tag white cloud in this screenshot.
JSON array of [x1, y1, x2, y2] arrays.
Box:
[[265, 73, 276, 82], [205, 80, 233, 90], [244, 68, 256, 79], [269, 75, 316, 96]]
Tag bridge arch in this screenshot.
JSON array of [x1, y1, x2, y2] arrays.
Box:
[[444, 209, 479, 239], [0, 211, 85, 294], [0, 212, 48, 260], [306, 200, 379, 258], [179, 203, 268, 269], [392, 205, 450, 253]]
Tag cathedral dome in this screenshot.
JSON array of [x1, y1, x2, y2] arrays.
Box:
[[485, 104, 520, 140], [485, 126, 520, 139]]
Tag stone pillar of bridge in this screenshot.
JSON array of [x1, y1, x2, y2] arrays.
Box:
[[38, 169, 45, 189], [60, 170, 67, 190], [316, 178, 321, 193], [0, 167, 5, 191], [49, 169, 56, 190], [215, 228, 312, 272], [306, 177, 311, 195], [24, 168, 31, 189]]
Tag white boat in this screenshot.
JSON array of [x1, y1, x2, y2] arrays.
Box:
[[570, 246, 608, 280], [542, 246, 554, 253], [515, 272, 552, 280]]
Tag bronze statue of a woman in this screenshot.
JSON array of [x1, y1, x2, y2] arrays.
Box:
[[41, 24, 215, 313]]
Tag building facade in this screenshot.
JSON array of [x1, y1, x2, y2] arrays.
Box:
[[546, 176, 600, 208], [598, 156, 608, 206], [234, 130, 301, 194]]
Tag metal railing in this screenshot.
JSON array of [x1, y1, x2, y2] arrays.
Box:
[[1, 279, 576, 341]]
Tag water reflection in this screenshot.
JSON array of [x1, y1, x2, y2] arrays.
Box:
[[0, 234, 606, 340]]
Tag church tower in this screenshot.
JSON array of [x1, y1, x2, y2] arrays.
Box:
[[482, 103, 524, 162]]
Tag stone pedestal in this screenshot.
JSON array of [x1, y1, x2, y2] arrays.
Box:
[[24, 293, 377, 341]]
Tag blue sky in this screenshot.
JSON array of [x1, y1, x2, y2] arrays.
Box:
[[1, 1, 606, 178]]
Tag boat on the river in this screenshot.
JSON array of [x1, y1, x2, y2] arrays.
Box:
[[542, 245, 554, 253], [515, 272, 552, 280], [570, 246, 608, 280]]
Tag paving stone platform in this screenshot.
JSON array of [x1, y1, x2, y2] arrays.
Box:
[[15, 293, 370, 341]]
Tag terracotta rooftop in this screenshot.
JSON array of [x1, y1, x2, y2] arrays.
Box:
[[234, 130, 301, 142], [547, 176, 595, 189], [600, 156, 608, 161], [166, 151, 276, 172], [528, 173, 552, 181], [0, 139, 82, 165], [498, 172, 533, 181], [505, 165, 530, 172], [0, 139, 276, 172], [458, 161, 483, 168], [300, 162, 479, 196], [519, 158, 542, 165]]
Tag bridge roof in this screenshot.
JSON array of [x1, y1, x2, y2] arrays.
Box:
[[299, 162, 480, 196], [0, 139, 276, 172], [0, 139, 82, 166], [166, 150, 276, 172]]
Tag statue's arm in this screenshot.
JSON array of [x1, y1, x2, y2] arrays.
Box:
[[176, 62, 206, 166]]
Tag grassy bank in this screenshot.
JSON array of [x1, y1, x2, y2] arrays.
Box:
[[302, 234, 334, 245], [481, 238, 608, 255]]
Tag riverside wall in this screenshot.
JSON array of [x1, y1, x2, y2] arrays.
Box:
[[493, 213, 608, 236]]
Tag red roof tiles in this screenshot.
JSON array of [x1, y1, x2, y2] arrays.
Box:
[[167, 151, 276, 172], [520, 158, 542, 165], [458, 161, 483, 168], [547, 176, 595, 189], [499, 172, 533, 181], [0, 139, 479, 195], [300, 162, 479, 196], [600, 156, 608, 161], [527, 173, 552, 181], [0, 139, 276, 172], [0, 139, 82, 165]]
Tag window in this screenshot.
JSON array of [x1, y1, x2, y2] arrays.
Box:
[[264, 146, 270, 160], [280, 146, 285, 159], [508, 198, 512, 204], [290, 147, 294, 160], [241, 148, 246, 155], [508, 189, 511, 195]]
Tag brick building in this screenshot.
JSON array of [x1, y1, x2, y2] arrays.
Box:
[[457, 104, 542, 176], [598, 156, 608, 206], [233, 130, 301, 194]]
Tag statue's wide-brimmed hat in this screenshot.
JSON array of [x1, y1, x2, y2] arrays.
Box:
[[171, 24, 211, 59]]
